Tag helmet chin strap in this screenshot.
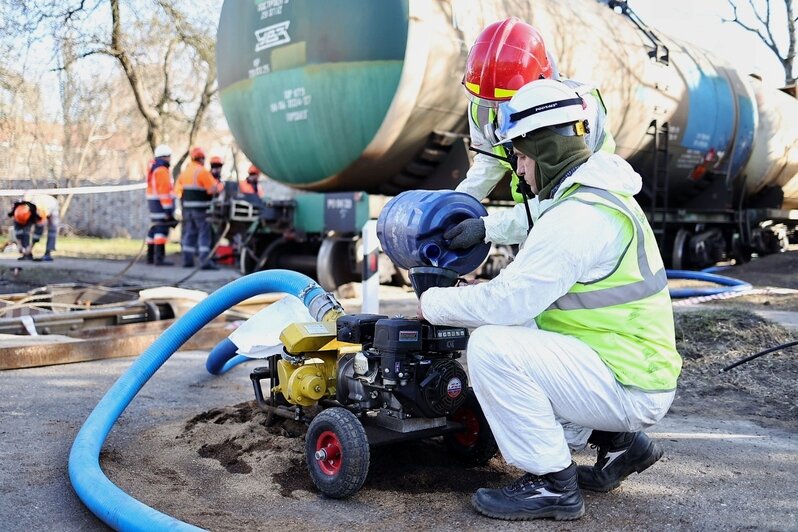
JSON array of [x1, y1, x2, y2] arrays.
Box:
[[468, 146, 534, 234]]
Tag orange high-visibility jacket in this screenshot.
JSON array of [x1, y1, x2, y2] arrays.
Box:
[[238, 179, 263, 197], [146, 162, 175, 209], [176, 161, 222, 209]]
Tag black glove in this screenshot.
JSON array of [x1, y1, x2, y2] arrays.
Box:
[[443, 218, 486, 250]]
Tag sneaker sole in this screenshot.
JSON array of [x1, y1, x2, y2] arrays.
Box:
[[471, 495, 585, 521], [579, 441, 664, 493]]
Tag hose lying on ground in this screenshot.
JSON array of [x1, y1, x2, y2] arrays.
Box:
[[666, 269, 752, 299], [721, 339, 798, 372], [69, 269, 341, 532]]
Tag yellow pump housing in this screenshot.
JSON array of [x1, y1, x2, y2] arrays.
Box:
[[275, 320, 359, 407]]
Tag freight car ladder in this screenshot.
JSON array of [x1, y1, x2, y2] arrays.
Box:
[[647, 120, 670, 254]]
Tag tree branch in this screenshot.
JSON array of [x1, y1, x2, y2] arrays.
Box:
[[109, 0, 161, 149], [726, 0, 796, 85], [156, 38, 177, 113]]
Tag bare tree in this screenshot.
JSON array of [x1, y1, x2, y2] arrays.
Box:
[[104, 0, 218, 164], [726, 0, 797, 86], [23, 0, 220, 161]]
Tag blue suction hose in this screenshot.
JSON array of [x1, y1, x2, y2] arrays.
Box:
[[206, 337, 248, 375], [69, 270, 341, 531], [666, 269, 752, 298]]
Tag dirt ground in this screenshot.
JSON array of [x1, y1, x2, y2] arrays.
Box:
[[96, 254, 797, 531], [2, 252, 798, 530], [672, 308, 796, 430], [95, 306, 797, 531]]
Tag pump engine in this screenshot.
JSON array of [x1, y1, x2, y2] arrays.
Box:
[[335, 314, 468, 418]]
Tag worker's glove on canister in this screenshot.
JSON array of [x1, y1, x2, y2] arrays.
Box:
[[444, 218, 486, 249]]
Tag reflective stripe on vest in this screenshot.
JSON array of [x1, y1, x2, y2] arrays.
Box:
[[181, 167, 212, 209], [147, 198, 169, 220], [535, 185, 681, 391]]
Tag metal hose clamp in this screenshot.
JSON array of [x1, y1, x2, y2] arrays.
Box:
[[308, 292, 344, 322]]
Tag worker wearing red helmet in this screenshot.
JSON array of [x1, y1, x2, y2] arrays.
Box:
[[239, 165, 264, 198], [446, 17, 616, 250], [8, 193, 59, 261], [176, 146, 224, 269], [209, 155, 224, 181], [422, 79, 679, 522]]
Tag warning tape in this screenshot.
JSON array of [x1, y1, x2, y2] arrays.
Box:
[[672, 286, 798, 306], [0, 183, 146, 197]]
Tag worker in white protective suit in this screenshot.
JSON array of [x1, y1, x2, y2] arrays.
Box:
[[446, 17, 615, 250], [419, 79, 682, 522]]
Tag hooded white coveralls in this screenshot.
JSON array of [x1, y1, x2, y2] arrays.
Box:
[[421, 152, 675, 475]]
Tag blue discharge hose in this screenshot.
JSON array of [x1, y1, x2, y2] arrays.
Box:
[[666, 269, 752, 299], [69, 270, 334, 531]]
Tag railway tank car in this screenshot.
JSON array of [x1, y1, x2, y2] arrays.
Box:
[[217, 0, 798, 269]]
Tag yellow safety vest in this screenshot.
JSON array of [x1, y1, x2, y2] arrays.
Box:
[[535, 185, 682, 391]]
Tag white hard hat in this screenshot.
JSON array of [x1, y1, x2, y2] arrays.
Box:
[[154, 144, 172, 157], [495, 79, 590, 145]]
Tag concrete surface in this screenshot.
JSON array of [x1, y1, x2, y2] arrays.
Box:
[[0, 260, 796, 530], [0, 352, 795, 531], [0, 255, 242, 294]]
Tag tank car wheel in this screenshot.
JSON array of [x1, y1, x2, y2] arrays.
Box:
[[444, 388, 498, 466], [671, 228, 691, 270], [305, 407, 370, 498]]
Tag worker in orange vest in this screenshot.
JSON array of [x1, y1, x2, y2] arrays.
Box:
[[209, 155, 224, 181], [8, 193, 59, 261], [175, 146, 223, 269], [145, 144, 176, 266], [239, 165, 264, 198]]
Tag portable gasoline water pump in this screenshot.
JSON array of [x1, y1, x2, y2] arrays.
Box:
[[249, 191, 497, 498]]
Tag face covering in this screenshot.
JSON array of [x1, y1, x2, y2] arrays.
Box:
[[512, 127, 592, 200]]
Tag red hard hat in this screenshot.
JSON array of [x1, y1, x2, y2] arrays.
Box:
[[13, 203, 31, 225], [248, 165, 260, 175], [463, 17, 554, 108], [190, 147, 206, 161], [210, 156, 223, 166]]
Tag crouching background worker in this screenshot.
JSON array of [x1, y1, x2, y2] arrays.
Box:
[[419, 79, 682, 522], [9, 193, 59, 261]]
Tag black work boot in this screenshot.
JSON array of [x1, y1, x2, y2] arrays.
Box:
[[577, 431, 663, 492], [146, 244, 155, 265], [472, 462, 584, 521], [154, 244, 174, 266]]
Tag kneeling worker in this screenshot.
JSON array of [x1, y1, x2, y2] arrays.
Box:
[[419, 79, 682, 521], [9, 193, 59, 261]]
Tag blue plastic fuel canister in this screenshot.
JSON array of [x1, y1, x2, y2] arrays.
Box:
[[376, 190, 490, 274]]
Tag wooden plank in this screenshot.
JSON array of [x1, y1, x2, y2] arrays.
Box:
[[0, 320, 231, 370]]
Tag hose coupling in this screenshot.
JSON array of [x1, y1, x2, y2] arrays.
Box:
[[308, 292, 344, 322]]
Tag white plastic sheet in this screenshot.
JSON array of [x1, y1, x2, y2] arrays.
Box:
[[228, 294, 313, 358]]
